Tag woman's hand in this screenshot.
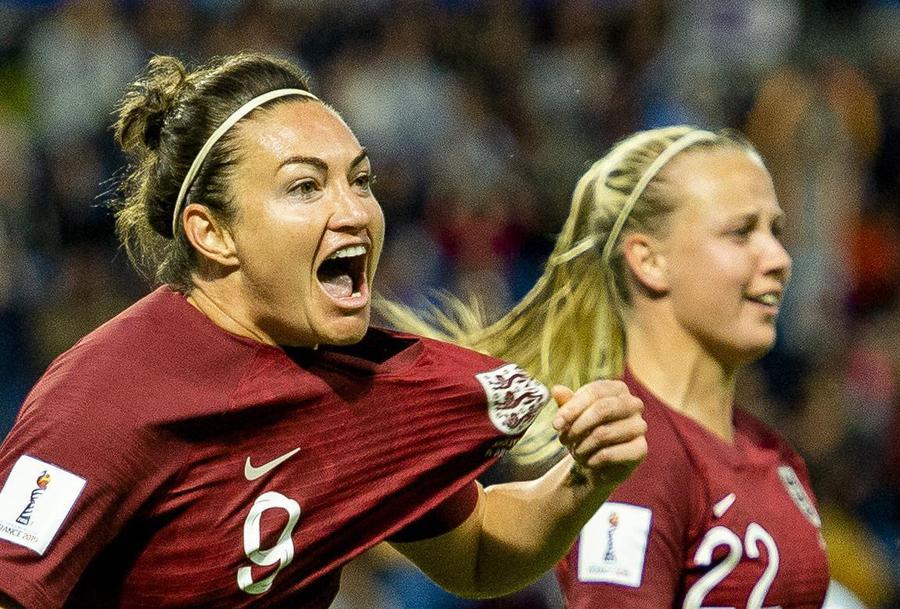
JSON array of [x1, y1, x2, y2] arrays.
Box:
[[551, 380, 647, 488]]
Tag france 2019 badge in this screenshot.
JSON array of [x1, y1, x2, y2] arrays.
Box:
[[578, 502, 652, 587], [0, 455, 86, 555], [476, 363, 549, 435]]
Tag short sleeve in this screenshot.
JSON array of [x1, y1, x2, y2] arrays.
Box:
[[0, 381, 170, 608], [556, 490, 687, 607]]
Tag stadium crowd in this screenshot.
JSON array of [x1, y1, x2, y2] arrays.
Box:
[[0, 0, 898, 606]]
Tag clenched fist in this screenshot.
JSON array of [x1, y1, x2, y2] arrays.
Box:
[[551, 380, 647, 488]]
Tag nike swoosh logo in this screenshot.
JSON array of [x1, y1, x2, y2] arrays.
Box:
[[713, 492, 737, 518], [244, 448, 301, 481]]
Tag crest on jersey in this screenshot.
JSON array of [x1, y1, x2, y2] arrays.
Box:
[[778, 465, 822, 528], [476, 364, 549, 435]]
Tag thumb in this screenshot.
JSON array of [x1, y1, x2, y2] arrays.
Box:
[[551, 385, 576, 432], [552, 384, 575, 405]]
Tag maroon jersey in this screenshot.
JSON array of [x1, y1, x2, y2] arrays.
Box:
[[557, 370, 829, 609], [0, 287, 549, 608]]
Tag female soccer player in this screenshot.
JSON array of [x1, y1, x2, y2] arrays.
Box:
[[385, 126, 831, 608], [0, 53, 646, 608]]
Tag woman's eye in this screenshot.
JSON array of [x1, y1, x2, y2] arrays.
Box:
[[288, 180, 318, 197], [731, 223, 754, 239], [355, 173, 375, 191], [771, 221, 784, 240]]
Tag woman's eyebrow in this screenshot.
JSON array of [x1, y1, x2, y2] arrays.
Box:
[[349, 148, 369, 170], [278, 155, 328, 173], [276, 148, 368, 174]]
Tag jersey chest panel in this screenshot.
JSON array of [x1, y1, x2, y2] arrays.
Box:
[[679, 452, 829, 609], [91, 358, 506, 608]]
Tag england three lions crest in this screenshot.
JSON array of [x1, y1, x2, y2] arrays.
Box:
[[778, 465, 822, 528], [476, 364, 550, 435]]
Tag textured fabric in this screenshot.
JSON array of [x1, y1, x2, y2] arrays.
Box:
[[557, 370, 830, 609], [0, 287, 546, 608]]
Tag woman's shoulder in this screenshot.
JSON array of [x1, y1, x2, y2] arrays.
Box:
[[374, 327, 537, 383], [23, 287, 262, 423]]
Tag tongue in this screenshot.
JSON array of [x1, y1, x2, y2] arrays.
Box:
[[321, 273, 354, 299]]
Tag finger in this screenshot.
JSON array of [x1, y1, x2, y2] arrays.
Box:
[[553, 382, 607, 431], [554, 379, 635, 430], [567, 415, 648, 461], [557, 395, 626, 446], [580, 379, 630, 399], [551, 385, 576, 431], [567, 395, 643, 439], [552, 385, 575, 406], [586, 435, 648, 470], [558, 395, 644, 446]]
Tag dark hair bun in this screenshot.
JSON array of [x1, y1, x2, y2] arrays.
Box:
[[115, 56, 188, 156]]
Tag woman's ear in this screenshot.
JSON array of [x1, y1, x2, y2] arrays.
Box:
[[182, 203, 239, 268], [622, 232, 669, 294]]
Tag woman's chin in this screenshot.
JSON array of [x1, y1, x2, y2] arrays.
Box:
[[321, 315, 371, 346], [733, 336, 778, 365]]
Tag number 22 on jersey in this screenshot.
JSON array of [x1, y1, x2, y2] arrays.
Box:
[[683, 523, 780, 609]]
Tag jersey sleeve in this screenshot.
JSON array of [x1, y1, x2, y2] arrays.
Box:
[[0, 369, 174, 608], [555, 407, 697, 609], [371, 337, 550, 543]]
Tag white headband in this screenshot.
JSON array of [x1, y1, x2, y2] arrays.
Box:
[[171, 87, 320, 236], [600, 130, 718, 264]]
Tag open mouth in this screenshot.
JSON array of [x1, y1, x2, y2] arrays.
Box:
[[317, 244, 368, 305]]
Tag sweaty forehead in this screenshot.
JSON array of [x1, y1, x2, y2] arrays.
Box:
[[656, 147, 775, 211], [237, 100, 363, 163]]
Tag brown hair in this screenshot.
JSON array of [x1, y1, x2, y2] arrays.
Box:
[[112, 52, 313, 291]]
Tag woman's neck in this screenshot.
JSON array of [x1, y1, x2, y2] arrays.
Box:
[[624, 319, 738, 443], [186, 280, 278, 347]]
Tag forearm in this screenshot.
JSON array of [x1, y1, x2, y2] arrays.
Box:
[[393, 455, 614, 599], [393, 379, 645, 599], [472, 454, 614, 596]]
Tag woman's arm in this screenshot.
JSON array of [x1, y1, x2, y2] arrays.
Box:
[[391, 380, 646, 598]]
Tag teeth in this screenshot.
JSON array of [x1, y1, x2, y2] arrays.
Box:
[[755, 293, 780, 305], [327, 245, 366, 260]]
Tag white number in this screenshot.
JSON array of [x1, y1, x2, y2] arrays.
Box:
[[744, 523, 780, 609], [682, 523, 780, 609], [237, 491, 301, 595], [683, 526, 742, 609]]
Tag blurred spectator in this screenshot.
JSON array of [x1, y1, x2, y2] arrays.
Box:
[[327, 6, 457, 167], [131, 0, 196, 59], [29, 245, 134, 371], [24, 0, 142, 151], [746, 59, 879, 363], [0, 242, 37, 440]]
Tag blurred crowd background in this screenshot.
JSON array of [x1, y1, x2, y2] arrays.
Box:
[[1, 0, 899, 606]]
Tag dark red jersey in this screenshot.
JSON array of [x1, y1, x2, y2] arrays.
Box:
[[557, 370, 829, 609], [0, 287, 549, 608]]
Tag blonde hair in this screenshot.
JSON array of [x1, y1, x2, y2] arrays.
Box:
[[379, 125, 762, 463]]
